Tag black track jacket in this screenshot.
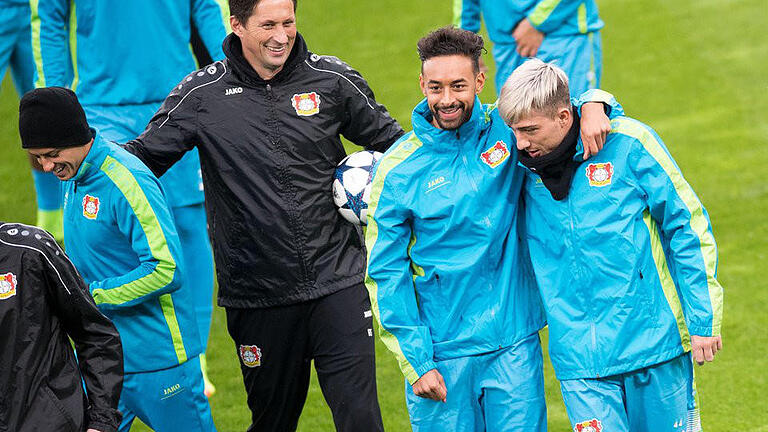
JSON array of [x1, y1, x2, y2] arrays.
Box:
[[125, 33, 404, 308], [0, 223, 123, 432]]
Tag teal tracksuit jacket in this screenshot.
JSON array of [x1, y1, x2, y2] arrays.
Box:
[[521, 116, 724, 380], [63, 132, 201, 373], [366, 97, 546, 385], [454, 0, 603, 46]]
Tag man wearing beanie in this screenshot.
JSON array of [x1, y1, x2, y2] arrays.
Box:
[[21, 87, 218, 432]]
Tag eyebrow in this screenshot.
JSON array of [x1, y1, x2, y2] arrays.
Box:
[[516, 125, 539, 131], [34, 150, 59, 157], [427, 78, 468, 85]]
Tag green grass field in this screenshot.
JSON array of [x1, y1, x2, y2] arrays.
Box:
[[1, 0, 766, 430]]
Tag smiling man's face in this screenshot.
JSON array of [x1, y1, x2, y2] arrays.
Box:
[[231, 0, 297, 80], [27, 140, 93, 181], [419, 55, 485, 131]]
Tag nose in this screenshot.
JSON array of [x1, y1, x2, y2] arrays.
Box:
[[272, 26, 288, 44], [440, 88, 455, 106], [40, 158, 55, 172], [514, 133, 529, 150]]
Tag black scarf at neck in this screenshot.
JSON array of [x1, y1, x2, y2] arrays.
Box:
[[518, 109, 580, 201]]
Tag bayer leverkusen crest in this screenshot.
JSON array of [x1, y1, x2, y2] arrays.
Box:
[[0, 272, 17, 300], [239, 345, 262, 368], [574, 419, 602, 432], [586, 162, 613, 187], [291, 92, 320, 116], [82, 195, 100, 220], [481, 141, 510, 168]]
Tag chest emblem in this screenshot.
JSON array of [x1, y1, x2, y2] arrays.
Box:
[[239, 345, 262, 368], [586, 162, 613, 187], [574, 419, 602, 432], [0, 272, 17, 300], [481, 141, 510, 168], [82, 195, 100, 220], [291, 92, 321, 116]]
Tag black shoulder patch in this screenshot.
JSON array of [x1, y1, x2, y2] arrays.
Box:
[[0, 223, 62, 256]]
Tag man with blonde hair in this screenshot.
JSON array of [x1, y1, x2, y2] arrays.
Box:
[[499, 58, 724, 431]]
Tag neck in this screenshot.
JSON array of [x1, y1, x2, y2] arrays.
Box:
[[247, 57, 283, 81]]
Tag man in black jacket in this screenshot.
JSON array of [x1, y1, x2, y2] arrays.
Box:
[[124, 0, 403, 430], [0, 222, 123, 432]]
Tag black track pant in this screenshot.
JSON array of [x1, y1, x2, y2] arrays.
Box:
[[226, 285, 383, 432]]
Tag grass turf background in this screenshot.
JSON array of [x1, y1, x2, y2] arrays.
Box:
[[1, 0, 765, 430]]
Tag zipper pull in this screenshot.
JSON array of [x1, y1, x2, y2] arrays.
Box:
[[266, 83, 272, 97]]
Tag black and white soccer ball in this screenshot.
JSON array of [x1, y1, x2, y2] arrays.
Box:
[[332, 150, 383, 225]]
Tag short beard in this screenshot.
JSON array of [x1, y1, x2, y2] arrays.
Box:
[[431, 101, 473, 130]]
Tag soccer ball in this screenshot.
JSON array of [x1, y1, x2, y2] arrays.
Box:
[[332, 150, 383, 225]]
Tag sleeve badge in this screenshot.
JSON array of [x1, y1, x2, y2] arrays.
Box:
[[0, 272, 17, 300]]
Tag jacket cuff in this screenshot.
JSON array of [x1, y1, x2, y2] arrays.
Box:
[[688, 325, 717, 337], [407, 360, 439, 385]]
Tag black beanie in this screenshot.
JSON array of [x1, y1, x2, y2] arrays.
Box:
[[19, 87, 92, 149]]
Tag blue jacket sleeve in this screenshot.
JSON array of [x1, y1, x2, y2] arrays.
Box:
[[621, 119, 724, 337], [574, 89, 625, 118], [191, 0, 228, 61], [89, 169, 184, 311], [527, 0, 583, 33], [365, 169, 437, 385], [31, 0, 73, 88], [453, 0, 482, 33]]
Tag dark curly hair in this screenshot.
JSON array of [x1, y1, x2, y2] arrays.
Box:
[[229, 0, 297, 25], [417, 26, 485, 73]]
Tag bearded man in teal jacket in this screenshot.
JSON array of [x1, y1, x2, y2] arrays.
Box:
[[499, 59, 724, 432], [21, 87, 216, 432]]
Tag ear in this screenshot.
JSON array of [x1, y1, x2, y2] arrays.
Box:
[[419, 74, 427, 97], [557, 106, 571, 125], [475, 71, 486, 94], [231, 16, 244, 37]]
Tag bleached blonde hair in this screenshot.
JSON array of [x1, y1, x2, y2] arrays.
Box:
[[498, 58, 571, 125]]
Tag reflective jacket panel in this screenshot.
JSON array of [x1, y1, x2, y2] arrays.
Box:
[[63, 133, 201, 372], [454, 0, 603, 45], [522, 116, 724, 380], [366, 98, 547, 384]]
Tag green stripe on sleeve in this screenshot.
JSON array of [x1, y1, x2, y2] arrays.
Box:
[[68, 1, 78, 91], [408, 233, 425, 282], [365, 135, 423, 384], [528, 0, 562, 27], [577, 3, 588, 33], [91, 156, 177, 306], [614, 118, 724, 335], [159, 294, 188, 363], [29, 0, 45, 87], [452, 0, 463, 27], [642, 210, 691, 351], [216, 0, 232, 32]]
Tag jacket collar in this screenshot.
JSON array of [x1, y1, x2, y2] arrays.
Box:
[[411, 96, 485, 153], [71, 129, 109, 183], [223, 32, 309, 86]]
